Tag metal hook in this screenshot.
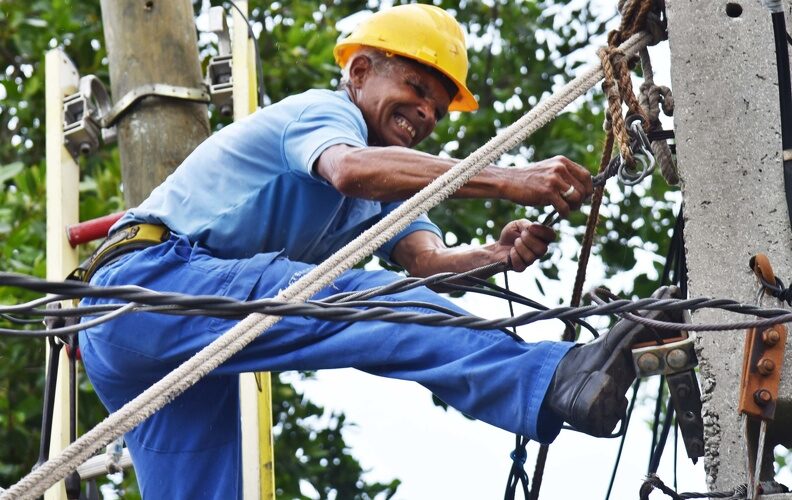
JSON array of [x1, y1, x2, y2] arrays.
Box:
[[618, 144, 656, 186]]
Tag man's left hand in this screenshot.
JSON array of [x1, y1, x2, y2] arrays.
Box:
[[494, 219, 556, 272]]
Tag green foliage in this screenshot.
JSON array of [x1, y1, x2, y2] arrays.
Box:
[[272, 375, 399, 499]]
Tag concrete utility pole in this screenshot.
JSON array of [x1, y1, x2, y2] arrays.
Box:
[[100, 0, 210, 205], [666, 0, 792, 494]]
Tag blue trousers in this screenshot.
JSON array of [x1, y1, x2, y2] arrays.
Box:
[[79, 235, 572, 499]]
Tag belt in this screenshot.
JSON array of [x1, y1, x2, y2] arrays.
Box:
[[69, 223, 170, 282]]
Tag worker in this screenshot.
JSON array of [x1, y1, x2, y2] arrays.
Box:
[[78, 4, 652, 498]]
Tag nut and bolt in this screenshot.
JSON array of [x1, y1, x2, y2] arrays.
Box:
[[756, 358, 776, 376], [676, 384, 691, 399], [762, 328, 781, 346], [666, 349, 689, 370], [637, 353, 660, 372], [754, 389, 773, 407]]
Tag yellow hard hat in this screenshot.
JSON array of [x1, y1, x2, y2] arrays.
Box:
[[334, 4, 478, 112]]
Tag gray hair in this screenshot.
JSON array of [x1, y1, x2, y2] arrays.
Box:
[[337, 47, 400, 91]]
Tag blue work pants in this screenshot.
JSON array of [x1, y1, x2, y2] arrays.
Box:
[[79, 235, 572, 499]]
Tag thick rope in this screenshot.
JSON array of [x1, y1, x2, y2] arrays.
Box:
[[569, 130, 616, 322], [600, 45, 650, 172], [531, 4, 660, 499], [1, 31, 651, 500], [638, 47, 678, 184], [530, 128, 616, 500]]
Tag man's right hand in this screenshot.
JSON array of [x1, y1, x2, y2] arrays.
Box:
[[505, 156, 593, 217]]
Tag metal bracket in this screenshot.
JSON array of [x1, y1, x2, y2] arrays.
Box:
[[62, 71, 209, 158], [633, 330, 705, 461], [740, 254, 789, 421], [99, 84, 210, 128], [667, 369, 705, 460], [738, 323, 787, 420], [633, 336, 697, 377], [205, 5, 234, 117]]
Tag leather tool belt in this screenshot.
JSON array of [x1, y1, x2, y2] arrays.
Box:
[[68, 223, 170, 282]]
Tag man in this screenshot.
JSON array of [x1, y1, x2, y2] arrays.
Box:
[[79, 4, 641, 498]]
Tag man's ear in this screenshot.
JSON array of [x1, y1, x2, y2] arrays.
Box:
[[348, 54, 373, 88]]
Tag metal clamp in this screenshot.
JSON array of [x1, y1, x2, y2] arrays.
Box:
[[63, 75, 114, 159], [62, 71, 209, 158], [633, 336, 697, 377], [740, 254, 789, 499], [204, 5, 234, 117], [632, 320, 705, 462], [617, 115, 657, 186], [99, 84, 210, 128]]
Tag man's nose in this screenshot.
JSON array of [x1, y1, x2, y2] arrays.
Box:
[[416, 100, 436, 127]]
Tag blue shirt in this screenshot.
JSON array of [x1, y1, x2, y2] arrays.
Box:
[[112, 89, 442, 263]]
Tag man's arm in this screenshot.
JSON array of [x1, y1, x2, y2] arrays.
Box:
[[391, 221, 555, 278], [315, 144, 593, 217]]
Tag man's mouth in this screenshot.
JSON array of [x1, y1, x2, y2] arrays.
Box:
[[394, 114, 416, 140]]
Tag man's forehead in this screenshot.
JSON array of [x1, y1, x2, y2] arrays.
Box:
[[392, 55, 458, 104]]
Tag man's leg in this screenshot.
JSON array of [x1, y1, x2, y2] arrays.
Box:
[[79, 236, 572, 498], [210, 261, 574, 442]]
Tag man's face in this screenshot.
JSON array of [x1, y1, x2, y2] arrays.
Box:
[[352, 56, 453, 148]]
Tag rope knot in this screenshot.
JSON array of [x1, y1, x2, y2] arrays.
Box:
[[509, 447, 527, 466]]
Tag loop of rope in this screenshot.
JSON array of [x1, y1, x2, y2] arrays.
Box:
[[600, 47, 639, 167], [600, 44, 651, 175], [638, 46, 678, 184]]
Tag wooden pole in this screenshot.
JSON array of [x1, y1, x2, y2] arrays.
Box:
[[230, 3, 276, 498], [99, 0, 210, 205], [44, 48, 80, 500]]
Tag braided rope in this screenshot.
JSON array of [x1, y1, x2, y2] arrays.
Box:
[[0, 31, 652, 500], [600, 45, 650, 172]]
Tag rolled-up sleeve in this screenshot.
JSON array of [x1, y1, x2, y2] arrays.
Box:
[[281, 101, 368, 183]]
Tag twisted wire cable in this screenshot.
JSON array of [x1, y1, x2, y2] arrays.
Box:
[[2, 273, 792, 338]]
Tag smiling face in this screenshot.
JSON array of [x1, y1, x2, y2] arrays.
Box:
[[346, 52, 455, 148]]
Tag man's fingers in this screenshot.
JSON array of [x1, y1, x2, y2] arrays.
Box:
[[509, 240, 533, 271], [509, 226, 553, 271], [549, 192, 571, 218], [527, 223, 556, 242], [554, 157, 594, 204], [558, 156, 594, 187], [557, 175, 588, 209]]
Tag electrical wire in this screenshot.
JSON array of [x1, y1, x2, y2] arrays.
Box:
[[4, 272, 792, 338]]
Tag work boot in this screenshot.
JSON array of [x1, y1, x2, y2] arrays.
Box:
[[545, 286, 683, 437]]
